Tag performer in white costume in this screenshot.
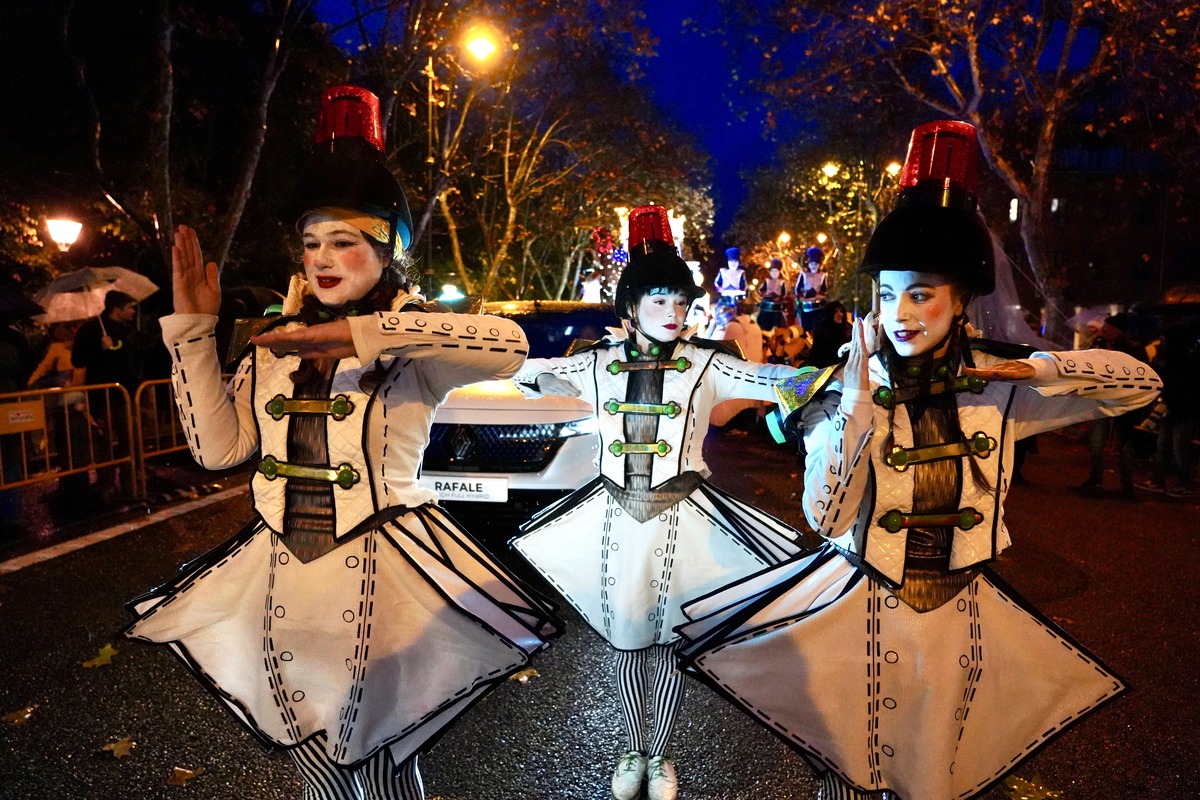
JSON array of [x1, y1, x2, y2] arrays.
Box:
[[510, 206, 803, 800], [677, 122, 1161, 800], [123, 86, 559, 800]]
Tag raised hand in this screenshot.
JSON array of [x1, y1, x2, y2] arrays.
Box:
[[843, 311, 880, 396], [172, 225, 221, 316], [251, 320, 356, 360]]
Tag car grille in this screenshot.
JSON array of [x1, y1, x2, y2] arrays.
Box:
[[423, 423, 567, 473]]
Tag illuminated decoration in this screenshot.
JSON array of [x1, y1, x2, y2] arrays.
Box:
[[438, 284, 465, 302], [591, 226, 615, 255], [46, 218, 82, 252], [611, 247, 629, 266]]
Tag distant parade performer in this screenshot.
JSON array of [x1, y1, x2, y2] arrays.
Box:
[[677, 121, 1160, 800], [755, 257, 790, 331], [509, 205, 803, 800], [794, 245, 829, 331], [123, 85, 559, 800], [714, 246, 747, 307]]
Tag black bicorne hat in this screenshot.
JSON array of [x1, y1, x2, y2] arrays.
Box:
[[615, 205, 704, 318], [282, 85, 414, 251], [860, 120, 995, 296]]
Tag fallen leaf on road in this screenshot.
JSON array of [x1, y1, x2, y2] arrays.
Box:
[[3, 704, 38, 726], [83, 643, 119, 668], [1003, 773, 1063, 799], [509, 668, 539, 685], [168, 766, 205, 786], [102, 737, 136, 758]]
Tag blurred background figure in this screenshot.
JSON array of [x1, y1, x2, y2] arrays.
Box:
[[1080, 313, 1149, 497], [806, 300, 852, 368], [794, 245, 829, 331], [580, 266, 603, 303], [1137, 322, 1199, 499], [712, 299, 767, 432], [755, 257, 789, 332], [714, 246, 747, 308]]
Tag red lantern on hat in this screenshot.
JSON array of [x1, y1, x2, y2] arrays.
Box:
[[859, 120, 994, 296]]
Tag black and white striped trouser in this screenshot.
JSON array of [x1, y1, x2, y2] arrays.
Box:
[[817, 771, 898, 800], [614, 642, 685, 758], [289, 734, 424, 800]]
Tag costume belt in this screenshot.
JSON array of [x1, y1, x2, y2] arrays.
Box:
[[877, 507, 983, 533], [258, 455, 361, 489], [604, 399, 681, 418], [264, 393, 355, 421], [608, 357, 691, 374], [884, 432, 997, 471], [872, 374, 987, 409]]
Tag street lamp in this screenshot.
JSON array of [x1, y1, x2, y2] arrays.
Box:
[[821, 162, 840, 179], [885, 161, 902, 178], [425, 21, 507, 277], [46, 218, 82, 252]]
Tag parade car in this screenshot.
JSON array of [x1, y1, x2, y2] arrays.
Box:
[[418, 300, 615, 528]]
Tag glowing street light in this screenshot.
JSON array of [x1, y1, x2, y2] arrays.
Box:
[[46, 218, 83, 252], [815, 232, 828, 244], [777, 231, 791, 247], [885, 161, 902, 178], [462, 22, 502, 68], [821, 162, 840, 179]]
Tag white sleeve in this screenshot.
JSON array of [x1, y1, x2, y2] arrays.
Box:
[[161, 313, 259, 470], [348, 310, 529, 399], [800, 381, 875, 539], [1010, 349, 1161, 439], [708, 352, 801, 402], [511, 354, 595, 399]]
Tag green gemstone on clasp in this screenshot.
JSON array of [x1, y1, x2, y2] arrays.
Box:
[[873, 387, 895, 408], [880, 510, 905, 533], [334, 464, 360, 489], [266, 395, 287, 420], [609, 441, 624, 456], [258, 455, 279, 479]]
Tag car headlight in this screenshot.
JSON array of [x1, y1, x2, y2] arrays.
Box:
[[558, 417, 598, 438]]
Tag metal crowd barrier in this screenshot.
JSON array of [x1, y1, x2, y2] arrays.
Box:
[[0, 383, 135, 498], [0, 376, 238, 502]]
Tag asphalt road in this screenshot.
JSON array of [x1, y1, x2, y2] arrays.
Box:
[[0, 426, 1196, 800]]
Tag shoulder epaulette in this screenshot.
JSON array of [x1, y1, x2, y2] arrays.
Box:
[[687, 337, 745, 359], [564, 338, 616, 356]]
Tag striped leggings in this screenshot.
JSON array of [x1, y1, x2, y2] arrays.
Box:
[[289, 735, 424, 800], [817, 772, 898, 800], [614, 642, 685, 758]]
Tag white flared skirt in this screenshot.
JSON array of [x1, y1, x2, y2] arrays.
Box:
[[677, 546, 1125, 800], [512, 477, 802, 650], [124, 505, 560, 767]]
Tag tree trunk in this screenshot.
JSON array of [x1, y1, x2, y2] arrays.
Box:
[[149, 0, 175, 269], [1018, 205, 1069, 345]]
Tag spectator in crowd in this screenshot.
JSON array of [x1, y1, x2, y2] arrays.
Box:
[[69, 289, 143, 500], [27, 321, 89, 487], [1137, 322, 1199, 499], [712, 299, 768, 431], [1080, 313, 1148, 497]]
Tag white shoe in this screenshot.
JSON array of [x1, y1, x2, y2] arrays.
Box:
[[647, 756, 677, 800], [611, 750, 647, 800]]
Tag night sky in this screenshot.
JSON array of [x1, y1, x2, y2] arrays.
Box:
[[314, 0, 771, 241]]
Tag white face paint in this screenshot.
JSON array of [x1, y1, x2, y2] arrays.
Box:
[[633, 289, 692, 345], [301, 215, 387, 308], [877, 270, 963, 357]]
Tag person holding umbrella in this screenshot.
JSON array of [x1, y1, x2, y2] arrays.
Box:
[[61, 290, 141, 501]]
